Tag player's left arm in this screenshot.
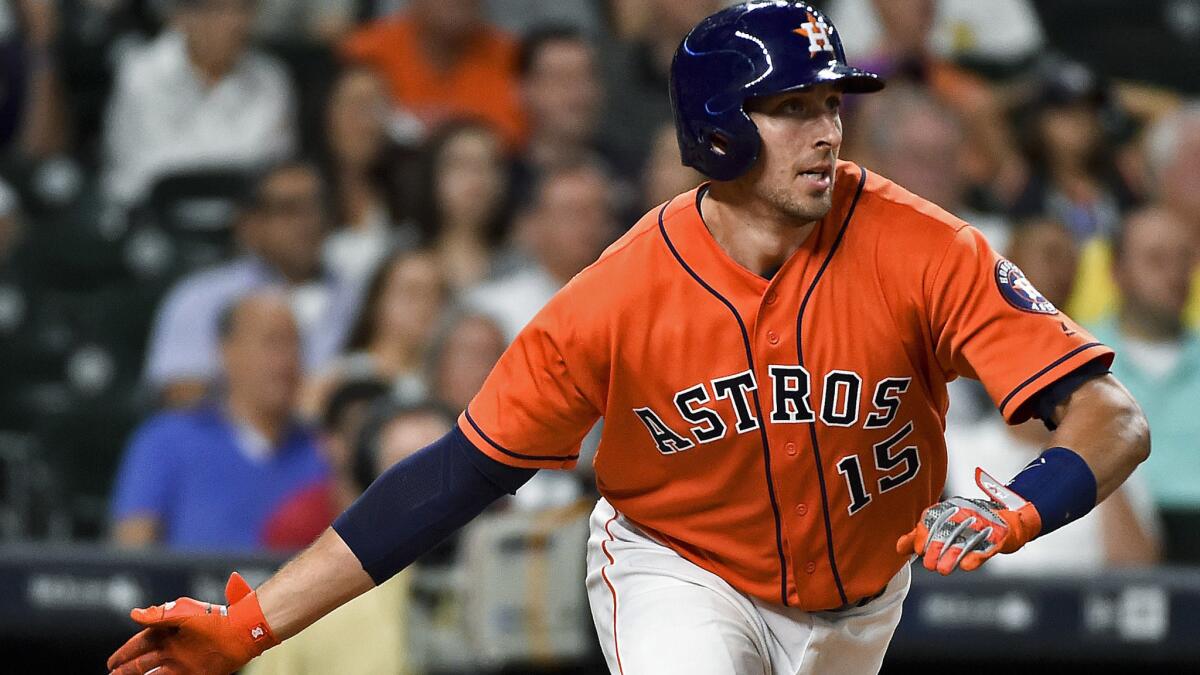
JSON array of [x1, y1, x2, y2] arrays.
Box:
[[1044, 373, 1149, 502], [901, 224, 1151, 575], [898, 371, 1150, 575]]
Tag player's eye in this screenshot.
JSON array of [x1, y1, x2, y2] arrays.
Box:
[[778, 99, 805, 114], [826, 96, 842, 111]]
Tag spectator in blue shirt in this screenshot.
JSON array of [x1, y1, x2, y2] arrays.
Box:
[[111, 291, 330, 551], [1087, 206, 1200, 563], [143, 160, 361, 407]]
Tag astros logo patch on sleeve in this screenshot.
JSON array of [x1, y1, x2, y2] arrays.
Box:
[[994, 259, 1057, 315]]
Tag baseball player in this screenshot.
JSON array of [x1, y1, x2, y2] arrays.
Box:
[[107, 3, 1150, 674]]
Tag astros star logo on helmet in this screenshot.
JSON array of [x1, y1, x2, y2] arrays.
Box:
[[793, 11, 835, 56]]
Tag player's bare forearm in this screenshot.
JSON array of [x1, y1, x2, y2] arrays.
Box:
[[106, 529, 372, 674], [108, 431, 526, 674], [255, 527, 375, 641], [898, 374, 1150, 574], [258, 427, 534, 639], [1046, 374, 1150, 502]]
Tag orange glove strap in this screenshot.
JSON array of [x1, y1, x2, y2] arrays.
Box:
[[227, 588, 280, 657], [997, 502, 1043, 554]]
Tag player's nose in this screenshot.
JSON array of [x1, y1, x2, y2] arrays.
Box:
[[812, 111, 842, 150]]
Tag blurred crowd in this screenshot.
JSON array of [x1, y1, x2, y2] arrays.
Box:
[[1, 0, 1200, 669]]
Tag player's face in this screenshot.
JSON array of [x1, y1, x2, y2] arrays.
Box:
[[742, 85, 843, 223]]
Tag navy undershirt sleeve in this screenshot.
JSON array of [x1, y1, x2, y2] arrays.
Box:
[[1027, 358, 1111, 430], [333, 426, 538, 585]]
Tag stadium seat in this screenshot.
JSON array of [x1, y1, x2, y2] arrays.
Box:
[[0, 432, 73, 542], [33, 388, 151, 540], [4, 159, 137, 292], [0, 282, 158, 528], [0, 286, 75, 431], [25, 213, 131, 291], [19, 282, 159, 530], [259, 40, 340, 158], [135, 169, 251, 275]]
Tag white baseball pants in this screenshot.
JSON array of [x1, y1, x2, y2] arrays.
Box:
[[585, 498, 910, 675]]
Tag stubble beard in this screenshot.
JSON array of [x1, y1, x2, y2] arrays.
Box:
[[764, 183, 834, 225]]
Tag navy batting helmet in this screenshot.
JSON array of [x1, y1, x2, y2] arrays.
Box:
[[670, 1, 884, 181]]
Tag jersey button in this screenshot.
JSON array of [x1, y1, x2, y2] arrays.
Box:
[[795, 503, 808, 516], [805, 562, 816, 574], [785, 442, 797, 455], [765, 291, 778, 305], [767, 330, 779, 345]]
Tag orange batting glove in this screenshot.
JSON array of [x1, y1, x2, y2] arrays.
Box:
[[896, 468, 1042, 575], [107, 572, 279, 675]]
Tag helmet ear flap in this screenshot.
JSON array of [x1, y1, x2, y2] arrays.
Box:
[[708, 131, 730, 157], [683, 117, 761, 182]]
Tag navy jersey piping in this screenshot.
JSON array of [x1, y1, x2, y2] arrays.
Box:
[[997, 342, 1105, 417], [658, 197, 791, 607], [793, 165, 868, 608], [463, 406, 581, 462]]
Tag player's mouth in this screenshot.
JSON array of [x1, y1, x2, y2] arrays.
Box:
[[797, 162, 832, 191]]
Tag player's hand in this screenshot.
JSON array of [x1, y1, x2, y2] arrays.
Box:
[[895, 468, 1042, 575], [107, 572, 279, 675]]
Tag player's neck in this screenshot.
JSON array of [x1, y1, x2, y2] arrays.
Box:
[[701, 184, 819, 278]]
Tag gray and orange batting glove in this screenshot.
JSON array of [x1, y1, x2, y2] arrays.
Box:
[[107, 572, 278, 675], [896, 468, 1042, 575]]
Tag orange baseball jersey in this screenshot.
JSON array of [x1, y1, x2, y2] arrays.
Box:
[[459, 161, 1113, 611]]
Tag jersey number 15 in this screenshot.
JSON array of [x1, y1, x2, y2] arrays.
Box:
[[834, 421, 921, 515]]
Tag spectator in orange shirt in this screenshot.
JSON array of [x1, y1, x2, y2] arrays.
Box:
[[340, 0, 525, 148]]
